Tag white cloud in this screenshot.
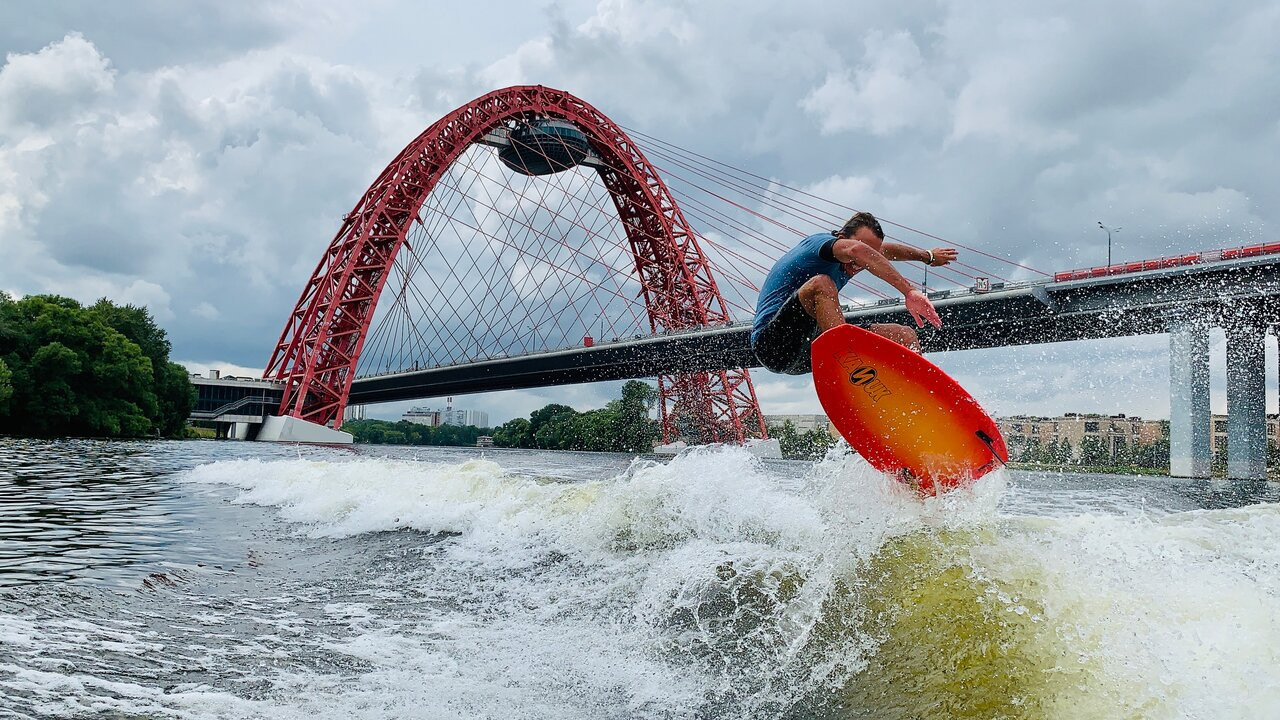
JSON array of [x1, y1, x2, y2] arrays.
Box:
[[801, 30, 946, 136], [115, 279, 174, 321], [577, 0, 697, 45], [0, 32, 114, 128], [192, 301, 220, 320], [3, 1, 1278, 429], [177, 359, 266, 379]]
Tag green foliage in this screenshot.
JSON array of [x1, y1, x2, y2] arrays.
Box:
[[346, 381, 661, 453], [1078, 436, 1109, 466], [1056, 438, 1073, 464], [343, 418, 495, 447], [494, 383, 658, 453], [0, 357, 11, 414], [1128, 437, 1168, 470], [493, 417, 531, 448], [769, 420, 836, 461], [1013, 433, 1171, 475], [0, 293, 193, 438], [606, 380, 659, 453], [1016, 438, 1042, 463]]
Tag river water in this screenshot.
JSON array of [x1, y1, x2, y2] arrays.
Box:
[[1, 438, 1278, 719]]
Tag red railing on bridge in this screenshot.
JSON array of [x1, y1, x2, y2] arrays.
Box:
[[1053, 242, 1280, 283]]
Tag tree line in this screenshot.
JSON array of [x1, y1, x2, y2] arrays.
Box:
[[1008, 431, 1171, 471], [769, 420, 837, 461], [0, 294, 194, 438], [342, 418, 495, 447], [346, 380, 660, 453]]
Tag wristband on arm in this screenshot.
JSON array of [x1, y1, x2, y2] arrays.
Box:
[[925, 249, 935, 265]]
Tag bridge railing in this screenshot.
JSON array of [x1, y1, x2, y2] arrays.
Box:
[[191, 395, 280, 421], [1053, 241, 1280, 283]]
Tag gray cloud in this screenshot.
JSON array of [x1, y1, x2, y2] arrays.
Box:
[[3, 0, 1278, 425], [0, 1, 290, 71]]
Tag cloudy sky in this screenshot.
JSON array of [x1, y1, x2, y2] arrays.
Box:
[[1, 0, 1277, 426]]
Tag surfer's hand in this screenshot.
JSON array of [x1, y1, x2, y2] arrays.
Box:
[[928, 248, 957, 267], [905, 289, 942, 329]]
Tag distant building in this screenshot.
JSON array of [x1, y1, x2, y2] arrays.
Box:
[[344, 404, 366, 422], [441, 408, 488, 427], [996, 413, 1165, 462], [764, 414, 829, 432], [765, 414, 833, 436], [402, 404, 488, 428], [402, 407, 441, 426], [1210, 413, 1279, 453], [476, 435, 495, 448]]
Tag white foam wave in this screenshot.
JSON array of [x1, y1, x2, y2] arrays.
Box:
[[159, 449, 1280, 716]]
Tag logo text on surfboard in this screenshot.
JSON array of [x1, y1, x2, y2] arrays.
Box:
[[837, 353, 891, 402]]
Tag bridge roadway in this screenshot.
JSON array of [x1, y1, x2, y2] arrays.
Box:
[[347, 253, 1280, 406]]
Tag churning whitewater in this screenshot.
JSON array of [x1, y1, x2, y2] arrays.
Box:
[[3, 442, 1280, 718]]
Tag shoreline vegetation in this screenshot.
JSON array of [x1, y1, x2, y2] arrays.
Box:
[[345, 380, 659, 454], [345, 381, 843, 461], [0, 293, 194, 439]]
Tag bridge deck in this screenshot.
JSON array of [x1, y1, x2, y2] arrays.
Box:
[[347, 254, 1280, 406]]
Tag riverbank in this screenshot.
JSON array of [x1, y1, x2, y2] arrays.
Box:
[[1010, 461, 1279, 480]]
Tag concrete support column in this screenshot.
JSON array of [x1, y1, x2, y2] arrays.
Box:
[[1168, 313, 1211, 477], [1225, 321, 1267, 479]]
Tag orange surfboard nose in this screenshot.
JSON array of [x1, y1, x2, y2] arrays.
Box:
[[811, 324, 1007, 495]]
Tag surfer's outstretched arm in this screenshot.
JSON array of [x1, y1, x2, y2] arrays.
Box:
[[880, 243, 958, 266]]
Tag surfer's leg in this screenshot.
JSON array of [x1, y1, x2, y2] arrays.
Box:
[[868, 323, 921, 352], [796, 275, 845, 332], [753, 292, 820, 374]]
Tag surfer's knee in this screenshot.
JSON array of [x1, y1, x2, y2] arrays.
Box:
[[798, 275, 838, 303], [869, 323, 920, 352]]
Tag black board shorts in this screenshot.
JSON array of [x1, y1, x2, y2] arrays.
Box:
[[752, 291, 821, 375]]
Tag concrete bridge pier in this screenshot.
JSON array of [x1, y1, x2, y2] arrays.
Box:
[[1167, 311, 1212, 478], [1225, 320, 1267, 479]]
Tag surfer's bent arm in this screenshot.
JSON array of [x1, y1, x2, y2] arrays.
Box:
[[880, 243, 958, 266], [831, 239, 917, 297], [832, 238, 943, 329]]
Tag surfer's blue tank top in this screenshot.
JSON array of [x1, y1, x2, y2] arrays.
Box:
[[751, 232, 853, 343]]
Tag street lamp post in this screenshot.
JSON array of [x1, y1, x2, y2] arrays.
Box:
[[1098, 221, 1122, 267]]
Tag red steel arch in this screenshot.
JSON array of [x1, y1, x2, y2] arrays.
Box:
[[265, 85, 766, 443]]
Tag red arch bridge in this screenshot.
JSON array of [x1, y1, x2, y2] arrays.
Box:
[[222, 85, 1280, 477]]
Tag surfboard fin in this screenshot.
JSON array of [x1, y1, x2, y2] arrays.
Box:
[[975, 430, 1007, 467]]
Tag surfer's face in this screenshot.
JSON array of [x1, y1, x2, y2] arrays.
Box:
[[851, 226, 884, 251]]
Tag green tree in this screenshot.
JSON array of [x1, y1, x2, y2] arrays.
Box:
[[89, 300, 193, 437], [0, 357, 11, 415], [608, 380, 658, 453], [494, 417, 532, 448], [26, 340, 82, 434], [1017, 438, 1042, 464], [0, 294, 191, 438], [534, 410, 581, 449], [529, 403, 576, 438], [1079, 436, 1108, 466], [768, 421, 836, 461], [154, 361, 196, 436]]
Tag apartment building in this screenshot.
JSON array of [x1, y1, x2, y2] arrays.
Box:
[[1210, 414, 1280, 453], [996, 413, 1164, 461], [764, 414, 831, 434]]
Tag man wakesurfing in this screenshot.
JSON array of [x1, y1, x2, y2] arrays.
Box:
[[751, 212, 956, 375]]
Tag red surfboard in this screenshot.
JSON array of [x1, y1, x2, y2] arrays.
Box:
[[811, 324, 1008, 495]]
